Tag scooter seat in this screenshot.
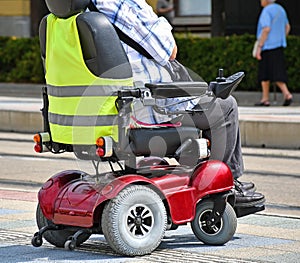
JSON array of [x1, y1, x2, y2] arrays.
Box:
[[128, 127, 200, 157]]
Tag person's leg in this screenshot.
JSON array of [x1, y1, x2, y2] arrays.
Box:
[[181, 95, 264, 204], [256, 50, 271, 106], [261, 80, 271, 104], [271, 48, 292, 105], [276, 81, 293, 105], [181, 96, 244, 179]]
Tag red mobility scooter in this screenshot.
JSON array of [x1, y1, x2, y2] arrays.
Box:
[[31, 0, 264, 256]]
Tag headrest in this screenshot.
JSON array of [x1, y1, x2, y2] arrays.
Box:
[[45, 0, 90, 18]]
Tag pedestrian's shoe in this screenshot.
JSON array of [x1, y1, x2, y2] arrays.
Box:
[[283, 97, 292, 106], [254, 100, 270, 106], [234, 179, 256, 192], [234, 189, 265, 208]]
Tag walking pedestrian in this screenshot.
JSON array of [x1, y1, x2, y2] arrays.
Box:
[[254, 0, 293, 106]]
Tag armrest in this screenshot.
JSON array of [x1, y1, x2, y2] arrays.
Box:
[[208, 71, 245, 99], [145, 81, 208, 98]]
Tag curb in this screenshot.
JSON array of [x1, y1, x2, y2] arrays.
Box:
[[1, 108, 300, 149], [0, 110, 43, 133], [240, 119, 300, 149]]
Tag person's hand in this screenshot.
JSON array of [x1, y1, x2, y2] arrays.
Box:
[[170, 44, 177, 61], [256, 46, 262, 60]]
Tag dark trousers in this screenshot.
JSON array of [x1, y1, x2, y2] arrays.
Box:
[[180, 95, 244, 179]]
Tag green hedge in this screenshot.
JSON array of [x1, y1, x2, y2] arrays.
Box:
[[0, 34, 299, 92], [0, 36, 44, 83], [175, 33, 300, 92]]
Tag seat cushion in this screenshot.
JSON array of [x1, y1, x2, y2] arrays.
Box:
[[128, 127, 200, 157]]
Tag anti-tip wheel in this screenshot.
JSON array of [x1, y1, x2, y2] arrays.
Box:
[[64, 239, 76, 251], [31, 234, 43, 247]]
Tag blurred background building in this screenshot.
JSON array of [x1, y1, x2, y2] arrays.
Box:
[[0, 0, 299, 37]]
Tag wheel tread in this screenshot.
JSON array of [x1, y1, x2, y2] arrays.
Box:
[[101, 185, 167, 256]]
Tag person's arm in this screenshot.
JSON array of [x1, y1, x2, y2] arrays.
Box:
[[255, 26, 270, 60], [285, 23, 291, 36], [96, 0, 176, 65], [146, 18, 176, 64], [133, 1, 176, 64], [170, 44, 177, 61]]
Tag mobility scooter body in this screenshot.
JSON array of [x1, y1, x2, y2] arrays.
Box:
[[38, 160, 234, 228], [31, 0, 263, 256]]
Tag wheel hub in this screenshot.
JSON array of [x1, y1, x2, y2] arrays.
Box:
[[134, 216, 142, 226], [200, 209, 223, 235], [126, 204, 154, 238]]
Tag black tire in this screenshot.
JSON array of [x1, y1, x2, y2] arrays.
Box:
[[36, 204, 91, 247], [64, 239, 76, 250], [31, 234, 43, 247], [191, 200, 237, 245], [101, 185, 167, 256]]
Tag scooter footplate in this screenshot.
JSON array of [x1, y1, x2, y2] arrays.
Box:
[[235, 203, 265, 218]]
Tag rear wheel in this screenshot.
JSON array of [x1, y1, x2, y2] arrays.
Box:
[[191, 200, 237, 245], [36, 204, 91, 247], [101, 185, 167, 256]]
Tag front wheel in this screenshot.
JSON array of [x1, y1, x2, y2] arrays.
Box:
[[191, 200, 237, 245], [101, 185, 167, 256]]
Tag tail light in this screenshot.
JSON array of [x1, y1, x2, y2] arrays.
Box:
[[95, 136, 113, 157], [33, 132, 50, 153]]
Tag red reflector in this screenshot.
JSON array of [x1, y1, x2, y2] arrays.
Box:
[[96, 147, 104, 157], [34, 144, 42, 153]]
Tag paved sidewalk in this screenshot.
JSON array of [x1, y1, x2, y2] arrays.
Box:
[[0, 132, 300, 262], [0, 89, 300, 148], [0, 178, 300, 262]]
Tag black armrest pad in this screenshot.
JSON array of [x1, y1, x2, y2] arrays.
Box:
[[145, 81, 208, 98]]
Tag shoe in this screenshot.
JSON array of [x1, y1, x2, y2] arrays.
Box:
[[234, 189, 265, 207], [283, 98, 292, 106], [234, 179, 256, 192], [254, 101, 270, 106]]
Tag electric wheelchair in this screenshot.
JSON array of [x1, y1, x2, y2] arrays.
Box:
[[31, 0, 264, 256]]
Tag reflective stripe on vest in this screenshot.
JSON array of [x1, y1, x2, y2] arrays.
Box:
[[47, 84, 123, 97], [45, 14, 133, 145]]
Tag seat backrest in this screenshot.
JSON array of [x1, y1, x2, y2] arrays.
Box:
[[39, 0, 133, 147]]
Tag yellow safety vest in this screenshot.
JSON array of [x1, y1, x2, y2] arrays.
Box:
[[45, 13, 133, 145]]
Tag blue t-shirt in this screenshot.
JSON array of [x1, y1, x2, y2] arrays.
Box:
[[256, 3, 289, 51]]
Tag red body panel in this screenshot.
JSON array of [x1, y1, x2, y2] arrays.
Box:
[[191, 160, 234, 196], [38, 160, 233, 228], [38, 170, 83, 221]]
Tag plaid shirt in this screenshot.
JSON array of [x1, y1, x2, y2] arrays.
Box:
[[93, 0, 198, 123]]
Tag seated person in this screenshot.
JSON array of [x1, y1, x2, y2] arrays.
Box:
[[92, 0, 264, 206]]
